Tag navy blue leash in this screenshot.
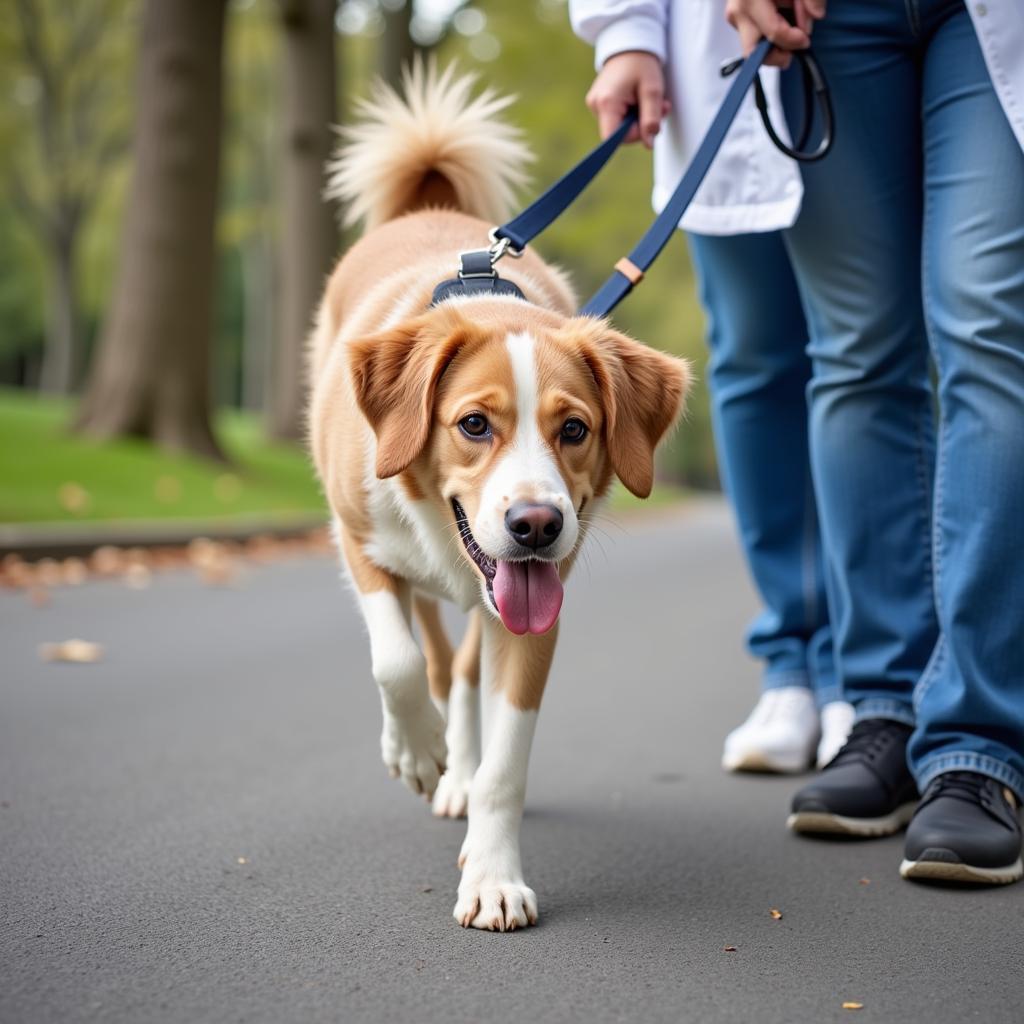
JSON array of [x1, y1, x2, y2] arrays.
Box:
[[491, 104, 638, 255], [579, 37, 774, 316], [436, 38, 831, 315]]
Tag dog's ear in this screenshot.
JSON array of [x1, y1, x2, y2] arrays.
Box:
[[578, 323, 690, 498], [349, 311, 473, 479]]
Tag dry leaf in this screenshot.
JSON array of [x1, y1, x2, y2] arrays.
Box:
[[236, 856, 248, 865], [58, 482, 90, 514], [124, 563, 152, 589], [61, 558, 88, 585], [842, 1003, 864, 1011], [39, 639, 104, 663], [35, 558, 63, 587], [723, 946, 737, 953], [859, 878, 871, 885], [90, 546, 124, 576], [154, 475, 182, 504], [769, 908, 783, 920]]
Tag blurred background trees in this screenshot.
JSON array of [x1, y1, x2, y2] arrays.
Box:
[[0, 0, 717, 491]]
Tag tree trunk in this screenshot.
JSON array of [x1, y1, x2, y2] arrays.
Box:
[[76, 0, 229, 460], [379, 1, 416, 90], [267, 0, 338, 443], [39, 227, 79, 395]]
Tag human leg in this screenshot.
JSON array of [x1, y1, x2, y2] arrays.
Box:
[[688, 231, 841, 771], [900, 0, 1024, 882], [781, 1, 938, 727], [780, 0, 937, 831]]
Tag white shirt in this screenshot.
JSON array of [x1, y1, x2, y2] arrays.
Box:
[[570, 0, 1024, 237]]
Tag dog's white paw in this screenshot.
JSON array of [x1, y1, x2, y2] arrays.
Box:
[[431, 767, 474, 818], [453, 878, 538, 931], [380, 701, 447, 799]]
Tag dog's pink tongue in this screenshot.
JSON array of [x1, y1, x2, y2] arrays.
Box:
[[492, 560, 563, 635]]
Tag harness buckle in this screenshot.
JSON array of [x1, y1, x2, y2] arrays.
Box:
[[487, 228, 524, 264]]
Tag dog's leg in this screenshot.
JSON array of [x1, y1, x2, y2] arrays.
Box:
[[431, 610, 482, 819], [453, 618, 556, 930], [413, 595, 454, 712], [341, 528, 447, 799]]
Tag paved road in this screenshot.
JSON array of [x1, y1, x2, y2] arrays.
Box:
[[2, 499, 1022, 1024]]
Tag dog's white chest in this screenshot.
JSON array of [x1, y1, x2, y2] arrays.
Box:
[[364, 486, 478, 609]]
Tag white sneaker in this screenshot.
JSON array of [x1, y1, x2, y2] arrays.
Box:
[[816, 700, 856, 769], [722, 686, 820, 774]]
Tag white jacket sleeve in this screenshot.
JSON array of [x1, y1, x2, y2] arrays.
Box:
[[568, 0, 670, 68]]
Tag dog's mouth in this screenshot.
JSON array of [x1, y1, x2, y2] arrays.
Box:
[[451, 498, 563, 636]]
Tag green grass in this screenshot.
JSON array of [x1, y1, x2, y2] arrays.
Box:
[[0, 388, 686, 527], [0, 388, 326, 525]]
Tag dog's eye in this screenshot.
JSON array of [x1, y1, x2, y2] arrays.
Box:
[[560, 418, 588, 444], [459, 414, 491, 440]]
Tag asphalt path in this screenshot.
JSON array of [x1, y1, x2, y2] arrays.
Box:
[[2, 498, 1022, 1024]]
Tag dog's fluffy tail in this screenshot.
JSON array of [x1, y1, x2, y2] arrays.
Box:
[[325, 60, 532, 230]]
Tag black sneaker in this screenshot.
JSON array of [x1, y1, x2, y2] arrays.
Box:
[[787, 718, 918, 836], [900, 772, 1023, 885]]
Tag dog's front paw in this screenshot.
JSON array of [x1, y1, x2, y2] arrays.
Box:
[[380, 700, 447, 799], [431, 767, 474, 819], [453, 877, 538, 932]]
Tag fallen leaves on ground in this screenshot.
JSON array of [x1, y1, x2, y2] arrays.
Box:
[[769, 908, 783, 920], [1, 528, 333, 600], [723, 946, 737, 953], [39, 639, 104, 663], [842, 1002, 864, 1010]]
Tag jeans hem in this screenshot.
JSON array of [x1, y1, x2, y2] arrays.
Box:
[[763, 671, 813, 692], [915, 753, 1024, 804], [854, 699, 915, 728]]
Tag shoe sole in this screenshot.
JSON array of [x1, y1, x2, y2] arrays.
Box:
[[722, 750, 813, 775], [787, 801, 917, 837], [899, 855, 1024, 885]]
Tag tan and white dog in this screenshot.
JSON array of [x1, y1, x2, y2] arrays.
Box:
[[309, 64, 689, 931]]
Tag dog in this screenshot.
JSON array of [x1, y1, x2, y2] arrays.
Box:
[[308, 63, 689, 931]]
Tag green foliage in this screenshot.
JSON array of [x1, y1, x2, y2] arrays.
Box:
[[0, 0, 138, 377], [0, 388, 325, 524]]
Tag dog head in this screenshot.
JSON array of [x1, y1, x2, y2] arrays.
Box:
[[349, 302, 689, 635]]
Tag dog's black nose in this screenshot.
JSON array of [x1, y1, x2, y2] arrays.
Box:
[[505, 502, 563, 550]]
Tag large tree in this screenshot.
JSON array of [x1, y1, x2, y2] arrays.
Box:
[[76, 0, 229, 458], [266, 0, 339, 443], [1, 0, 132, 394]]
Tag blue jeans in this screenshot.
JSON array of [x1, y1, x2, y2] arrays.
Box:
[[688, 231, 838, 706], [782, 0, 1024, 797]]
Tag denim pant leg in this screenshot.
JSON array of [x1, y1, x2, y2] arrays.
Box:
[[780, 3, 939, 726], [910, 5, 1024, 799], [687, 231, 837, 705]]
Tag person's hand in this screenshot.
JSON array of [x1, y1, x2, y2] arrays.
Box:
[[584, 50, 670, 149], [724, 0, 826, 68]]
